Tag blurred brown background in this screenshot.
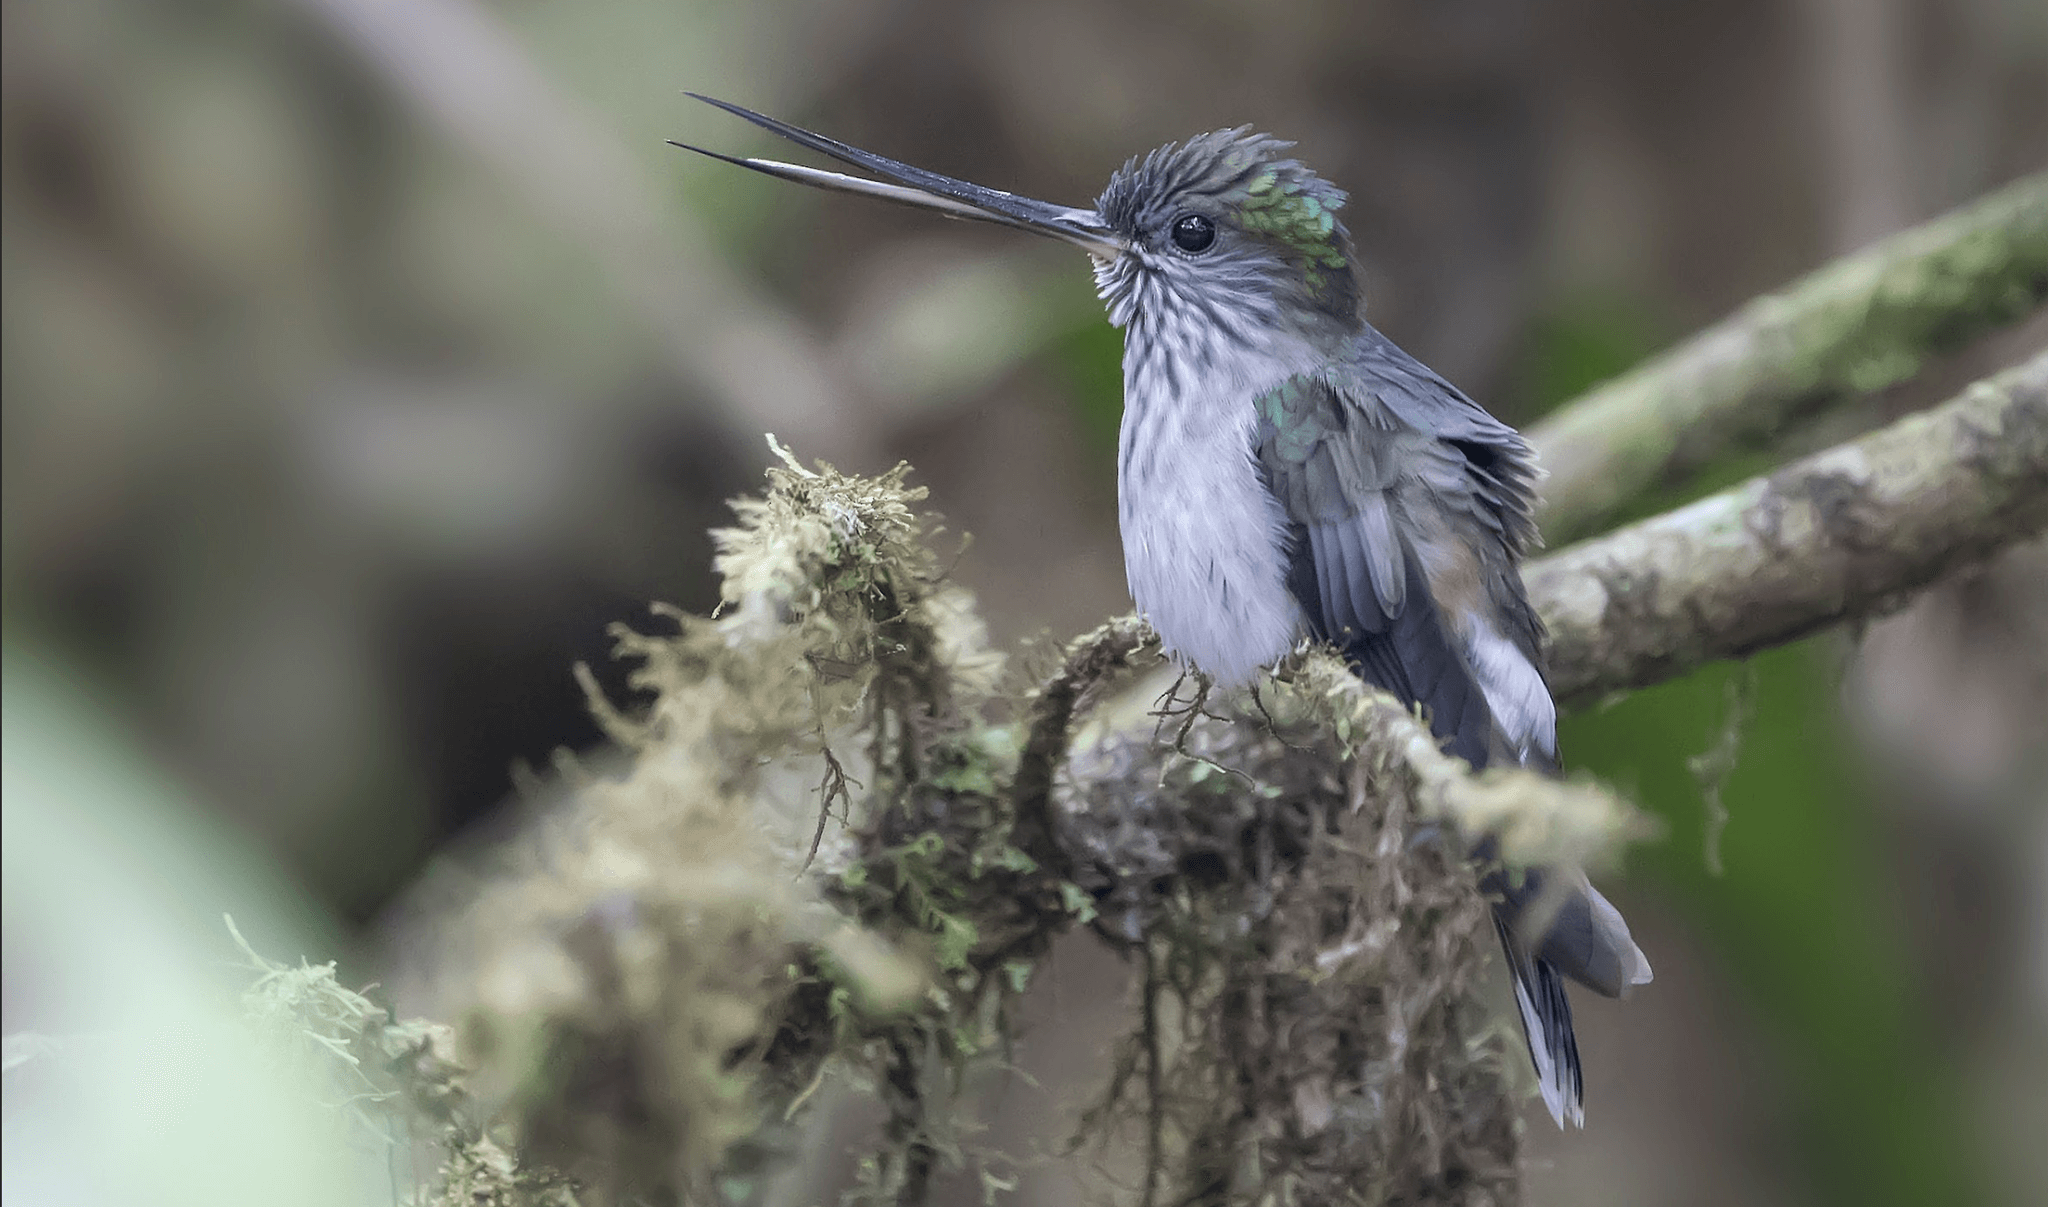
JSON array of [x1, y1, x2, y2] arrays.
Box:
[[4, 0, 2045, 1204]]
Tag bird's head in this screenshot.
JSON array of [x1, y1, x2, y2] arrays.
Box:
[[674, 98, 1364, 359], [1091, 130, 1362, 354]]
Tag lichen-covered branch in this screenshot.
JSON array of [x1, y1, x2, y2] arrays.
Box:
[[1530, 352, 2048, 707], [390, 442, 1650, 1207], [1054, 669, 1522, 1206], [1529, 172, 2048, 541], [1010, 615, 1158, 872]]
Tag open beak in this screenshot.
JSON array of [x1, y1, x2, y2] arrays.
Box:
[[672, 94, 1126, 259]]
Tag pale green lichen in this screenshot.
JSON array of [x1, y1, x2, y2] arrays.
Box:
[[392, 437, 1039, 1206], [1687, 664, 1758, 876], [1285, 650, 1651, 873], [224, 915, 576, 1207], [1534, 171, 2048, 541]]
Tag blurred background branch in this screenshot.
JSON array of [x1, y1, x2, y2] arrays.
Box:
[[1530, 173, 2048, 542], [289, 0, 879, 468], [1533, 352, 2048, 706]]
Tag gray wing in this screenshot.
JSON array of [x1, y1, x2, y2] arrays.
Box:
[[1252, 331, 1651, 1127], [1251, 327, 1548, 768], [1346, 326, 1545, 561]]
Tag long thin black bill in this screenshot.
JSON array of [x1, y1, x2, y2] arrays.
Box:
[[674, 94, 1123, 256]]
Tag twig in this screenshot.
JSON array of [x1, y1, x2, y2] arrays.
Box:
[[884, 1037, 936, 1207], [800, 732, 860, 874], [1010, 617, 1157, 868]]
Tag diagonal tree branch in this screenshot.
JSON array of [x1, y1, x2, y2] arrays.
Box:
[[1529, 173, 2048, 542], [288, 0, 882, 468], [1529, 351, 2048, 708]]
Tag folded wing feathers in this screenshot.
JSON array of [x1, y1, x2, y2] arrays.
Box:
[[1258, 352, 1636, 1131], [1353, 492, 1406, 616]]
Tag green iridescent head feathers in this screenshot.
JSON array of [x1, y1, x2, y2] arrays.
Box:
[[1096, 129, 1354, 286], [1235, 165, 1348, 270]]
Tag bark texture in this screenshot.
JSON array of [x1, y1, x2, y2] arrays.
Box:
[[1529, 352, 2048, 707], [1529, 173, 2048, 541]]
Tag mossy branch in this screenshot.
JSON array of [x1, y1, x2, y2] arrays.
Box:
[[1040, 654, 1645, 1203], [1531, 352, 2048, 708], [1529, 172, 2048, 541], [386, 441, 1649, 1207], [1010, 615, 1159, 868], [383, 343, 2046, 1201]]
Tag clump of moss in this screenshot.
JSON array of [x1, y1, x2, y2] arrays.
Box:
[[1053, 675, 1504, 1204], [1048, 651, 1644, 1206], [227, 916, 576, 1206], [404, 438, 1047, 1206]]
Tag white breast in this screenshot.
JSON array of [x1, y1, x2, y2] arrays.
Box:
[[1116, 341, 1313, 687]]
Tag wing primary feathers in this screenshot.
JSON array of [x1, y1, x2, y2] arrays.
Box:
[[1326, 523, 1368, 640], [1331, 519, 1391, 634], [1307, 526, 1345, 639], [1354, 494, 1405, 616]]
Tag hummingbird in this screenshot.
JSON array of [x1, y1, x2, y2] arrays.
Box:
[[675, 95, 1651, 1127]]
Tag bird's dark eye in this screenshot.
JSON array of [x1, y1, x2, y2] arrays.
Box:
[[1170, 213, 1216, 253]]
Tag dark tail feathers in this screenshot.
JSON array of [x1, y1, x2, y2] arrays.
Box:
[[1493, 912, 1584, 1127]]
